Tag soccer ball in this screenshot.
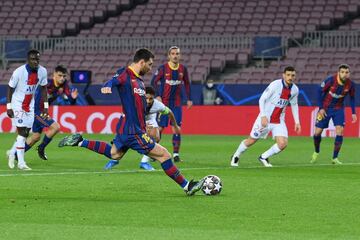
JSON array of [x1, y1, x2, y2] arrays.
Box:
[[201, 175, 222, 196]]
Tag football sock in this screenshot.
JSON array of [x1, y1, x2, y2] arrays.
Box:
[[14, 142, 31, 160], [9, 141, 17, 155], [140, 155, 151, 163], [261, 143, 281, 159], [16, 135, 26, 166], [172, 134, 181, 154], [333, 135, 343, 159], [161, 159, 188, 188], [313, 135, 322, 153], [80, 139, 112, 159], [38, 135, 52, 149], [234, 140, 248, 157]]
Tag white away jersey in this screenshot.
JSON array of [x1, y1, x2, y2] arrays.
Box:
[[259, 79, 299, 124], [146, 99, 166, 124], [9, 64, 48, 112]]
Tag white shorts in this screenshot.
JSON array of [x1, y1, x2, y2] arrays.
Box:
[[12, 109, 34, 128], [146, 119, 159, 128], [250, 116, 288, 139]]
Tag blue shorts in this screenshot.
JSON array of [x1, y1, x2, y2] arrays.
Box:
[[32, 113, 55, 133], [159, 106, 182, 127], [113, 132, 155, 155], [315, 108, 345, 129]]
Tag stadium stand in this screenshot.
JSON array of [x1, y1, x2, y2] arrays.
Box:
[[1, 0, 360, 85]]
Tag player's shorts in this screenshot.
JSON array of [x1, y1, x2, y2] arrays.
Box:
[[315, 108, 345, 129], [159, 106, 182, 127], [113, 132, 155, 155], [32, 112, 55, 133], [12, 109, 34, 128], [146, 118, 158, 128], [250, 116, 288, 139]]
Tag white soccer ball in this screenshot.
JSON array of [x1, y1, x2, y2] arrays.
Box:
[[201, 175, 222, 196]]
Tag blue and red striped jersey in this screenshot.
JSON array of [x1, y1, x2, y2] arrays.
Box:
[[34, 78, 73, 114], [103, 66, 147, 134], [151, 62, 191, 107], [318, 74, 356, 113]]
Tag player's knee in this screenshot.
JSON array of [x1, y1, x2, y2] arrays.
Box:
[[52, 122, 61, 133], [277, 141, 288, 150], [162, 147, 171, 159], [154, 135, 161, 143], [32, 134, 41, 142]]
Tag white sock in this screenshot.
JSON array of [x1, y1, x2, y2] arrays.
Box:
[[173, 153, 179, 157], [10, 141, 17, 155], [261, 144, 281, 159], [141, 155, 151, 163], [16, 135, 26, 166], [234, 140, 248, 157]]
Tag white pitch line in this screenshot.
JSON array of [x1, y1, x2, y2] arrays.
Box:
[[0, 162, 360, 177]]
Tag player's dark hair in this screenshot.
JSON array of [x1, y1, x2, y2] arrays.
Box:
[[168, 46, 180, 54], [145, 86, 156, 96], [283, 66, 295, 73], [27, 49, 40, 58], [55, 65, 67, 73], [133, 48, 154, 63], [338, 64, 350, 71]]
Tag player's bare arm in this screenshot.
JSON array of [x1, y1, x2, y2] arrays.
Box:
[[6, 86, 15, 118], [168, 110, 181, 134], [352, 114, 357, 123], [71, 88, 79, 99], [187, 100, 193, 109], [41, 85, 49, 116], [260, 116, 268, 128], [318, 108, 327, 119]]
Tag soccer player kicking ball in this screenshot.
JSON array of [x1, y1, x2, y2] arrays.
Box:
[[231, 66, 301, 167], [104, 86, 181, 171], [311, 64, 357, 165], [59, 48, 204, 195]]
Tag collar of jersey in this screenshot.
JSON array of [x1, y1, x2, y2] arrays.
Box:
[[128, 66, 141, 78], [25, 64, 38, 73], [282, 79, 292, 89], [167, 62, 179, 70]]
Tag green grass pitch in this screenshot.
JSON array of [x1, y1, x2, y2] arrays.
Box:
[[0, 133, 359, 240]]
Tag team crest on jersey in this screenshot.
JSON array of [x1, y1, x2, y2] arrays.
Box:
[[154, 70, 159, 75], [18, 119, 23, 123]]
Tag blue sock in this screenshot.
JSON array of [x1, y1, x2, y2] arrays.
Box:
[[172, 134, 181, 154], [25, 142, 31, 152], [333, 135, 343, 159], [15, 143, 31, 158], [80, 139, 112, 159], [161, 159, 188, 188], [313, 135, 321, 153], [38, 135, 52, 149]]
